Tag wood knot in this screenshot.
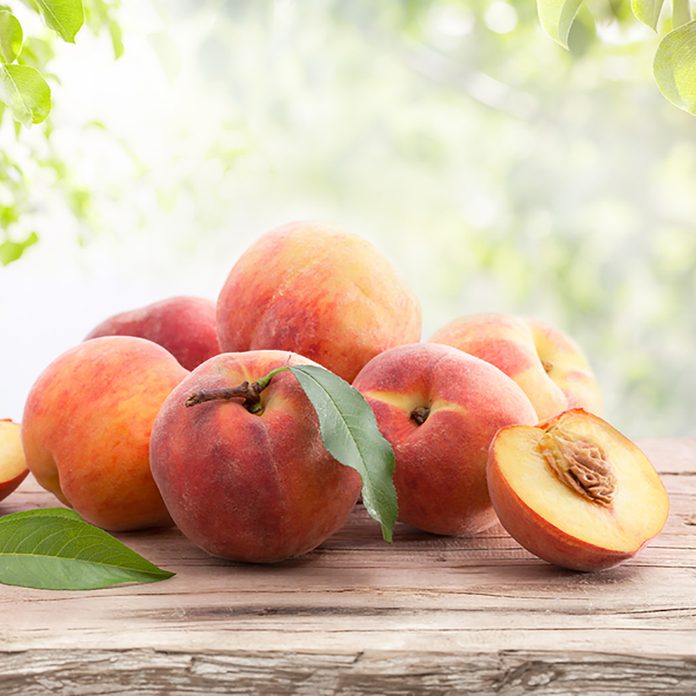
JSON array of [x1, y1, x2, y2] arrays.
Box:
[[539, 429, 616, 506]]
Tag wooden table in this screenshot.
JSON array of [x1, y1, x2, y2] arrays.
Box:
[[1, 439, 695, 694]]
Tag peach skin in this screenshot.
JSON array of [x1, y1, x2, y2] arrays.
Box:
[[86, 295, 220, 371], [22, 337, 189, 531], [487, 409, 670, 571], [150, 350, 362, 563], [430, 313, 602, 421], [216, 221, 421, 382], [353, 343, 537, 536], [0, 419, 29, 503]]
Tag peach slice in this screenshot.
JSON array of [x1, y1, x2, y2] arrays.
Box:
[[0, 419, 29, 502], [487, 409, 669, 571]]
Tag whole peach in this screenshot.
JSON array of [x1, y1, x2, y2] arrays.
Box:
[[353, 343, 537, 536], [22, 337, 188, 530], [216, 222, 421, 382], [150, 350, 362, 563], [430, 313, 602, 421], [86, 296, 220, 371]]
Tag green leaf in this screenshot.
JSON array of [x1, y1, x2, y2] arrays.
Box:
[[0, 507, 81, 524], [654, 20, 696, 114], [107, 15, 123, 59], [0, 230, 38, 265], [673, 0, 692, 28], [0, 508, 175, 590], [0, 10, 23, 62], [537, 0, 584, 49], [32, 0, 84, 43], [0, 64, 51, 125], [286, 365, 398, 543], [631, 0, 665, 30]]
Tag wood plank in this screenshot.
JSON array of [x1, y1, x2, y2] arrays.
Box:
[[1, 438, 695, 694]]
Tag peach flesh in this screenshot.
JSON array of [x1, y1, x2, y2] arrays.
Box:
[[0, 420, 29, 503], [353, 343, 538, 536], [487, 409, 670, 571], [216, 221, 422, 382]]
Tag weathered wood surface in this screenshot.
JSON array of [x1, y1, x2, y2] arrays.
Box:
[[1, 438, 694, 695]]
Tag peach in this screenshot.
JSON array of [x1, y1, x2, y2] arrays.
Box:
[[353, 343, 537, 536], [150, 350, 362, 563], [22, 337, 189, 530], [86, 296, 220, 371], [216, 222, 421, 382], [0, 419, 29, 503], [487, 409, 670, 571], [430, 313, 602, 421]]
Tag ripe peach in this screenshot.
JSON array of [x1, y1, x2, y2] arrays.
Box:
[[150, 350, 362, 563], [430, 313, 602, 421], [0, 419, 29, 503], [216, 222, 422, 382], [86, 296, 220, 371], [22, 337, 189, 530], [353, 343, 537, 536], [487, 409, 670, 571]]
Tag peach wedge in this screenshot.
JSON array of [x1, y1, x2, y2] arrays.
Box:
[[0, 419, 29, 502], [487, 409, 669, 571]]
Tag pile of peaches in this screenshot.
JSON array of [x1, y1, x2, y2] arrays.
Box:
[[0, 222, 669, 572]]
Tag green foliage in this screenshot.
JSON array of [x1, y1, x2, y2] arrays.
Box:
[[0, 10, 23, 61], [30, 0, 84, 43], [0, 0, 120, 265], [654, 20, 696, 112], [537, 0, 583, 48], [538, 0, 696, 115], [0, 229, 37, 263], [631, 0, 665, 30], [0, 508, 174, 590], [0, 63, 50, 124], [266, 365, 398, 542]]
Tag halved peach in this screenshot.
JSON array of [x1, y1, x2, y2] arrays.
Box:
[[0, 419, 29, 503], [487, 409, 669, 571]]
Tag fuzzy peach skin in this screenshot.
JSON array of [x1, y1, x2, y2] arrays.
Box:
[[86, 296, 220, 371], [22, 337, 189, 530], [353, 343, 538, 536], [216, 221, 422, 382], [150, 350, 362, 563], [487, 409, 670, 571], [0, 420, 29, 503], [430, 313, 602, 421]]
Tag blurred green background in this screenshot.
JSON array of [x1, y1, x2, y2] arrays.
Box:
[[1, 0, 695, 437]]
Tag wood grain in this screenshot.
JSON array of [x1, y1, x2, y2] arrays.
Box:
[[1, 438, 695, 694]]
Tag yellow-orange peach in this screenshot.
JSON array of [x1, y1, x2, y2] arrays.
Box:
[[217, 222, 422, 382], [430, 313, 602, 421], [0, 419, 29, 503], [150, 351, 361, 562], [86, 296, 220, 371], [22, 337, 188, 530], [487, 409, 669, 571], [353, 343, 537, 536]]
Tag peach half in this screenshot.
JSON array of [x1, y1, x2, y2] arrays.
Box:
[[0, 419, 29, 503], [487, 409, 669, 571]]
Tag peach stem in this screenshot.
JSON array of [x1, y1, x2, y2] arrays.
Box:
[[184, 366, 290, 414]]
